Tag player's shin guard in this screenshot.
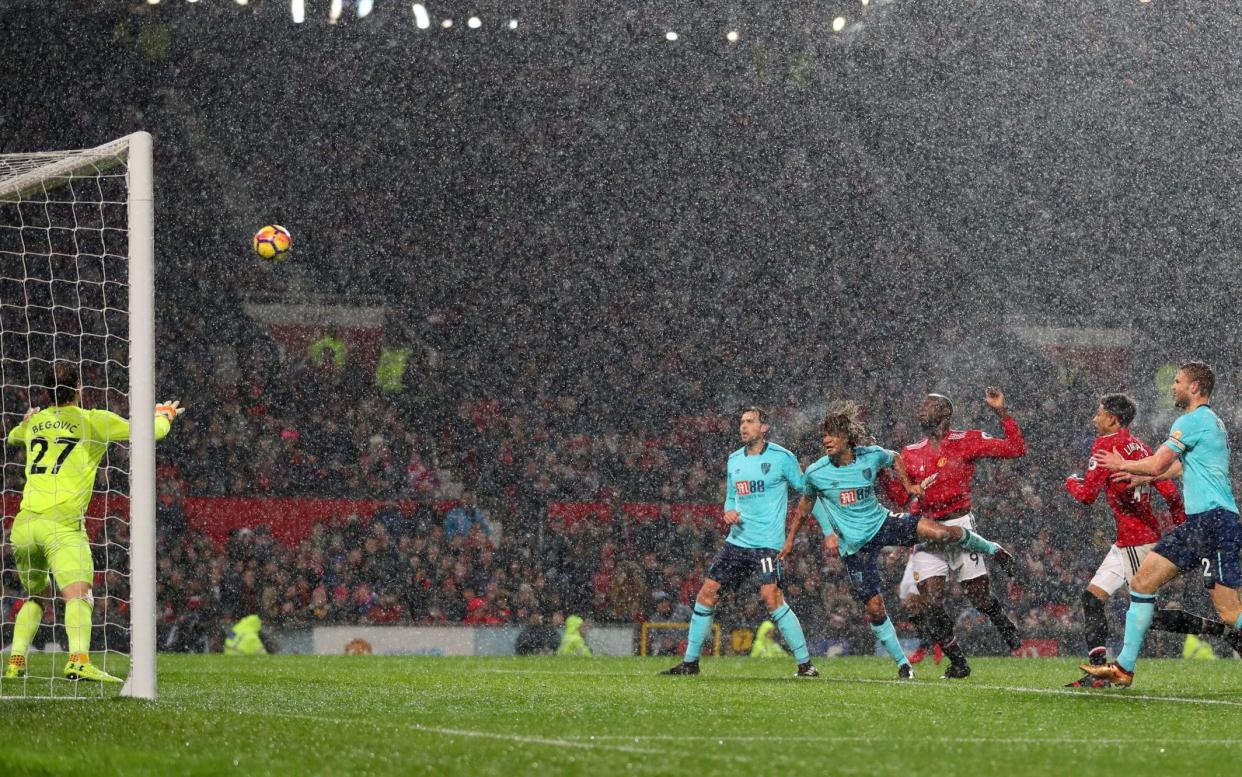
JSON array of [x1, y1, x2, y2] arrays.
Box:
[[870, 617, 908, 667], [1152, 607, 1231, 636], [1081, 590, 1110, 654], [956, 527, 1000, 556], [683, 604, 716, 662], [1116, 592, 1156, 673], [770, 603, 810, 664], [10, 599, 43, 659], [64, 597, 93, 656]]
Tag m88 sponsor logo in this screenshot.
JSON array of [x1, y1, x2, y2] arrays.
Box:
[[736, 480, 766, 496]]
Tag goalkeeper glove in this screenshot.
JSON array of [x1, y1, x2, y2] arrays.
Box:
[[155, 400, 186, 422]]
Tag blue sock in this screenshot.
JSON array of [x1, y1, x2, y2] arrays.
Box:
[[1117, 593, 1156, 672], [684, 604, 716, 662], [770, 603, 810, 664], [957, 527, 999, 556], [1235, 614, 1242, 631], [870, 616, 908, 668]]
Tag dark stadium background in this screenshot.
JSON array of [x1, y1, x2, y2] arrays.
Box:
[[2, 0, 1240, 657]]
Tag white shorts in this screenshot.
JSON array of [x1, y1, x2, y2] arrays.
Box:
[[1088, 542, 1155, 596], [899, 555, 920, 601], [908, 514, 989, 585]]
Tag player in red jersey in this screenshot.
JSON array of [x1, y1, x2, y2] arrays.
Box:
[[898, 388, 1024, 679], [1064, 393, 1241, 687]]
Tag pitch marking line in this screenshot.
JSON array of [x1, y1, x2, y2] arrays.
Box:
[[478, 667, 1242, 708], [263, 712, 787, 764], [277, 713, 666, 755], [568, 733, 1242, 746]]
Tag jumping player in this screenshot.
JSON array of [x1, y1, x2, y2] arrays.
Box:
[[663, 406, 817, 677], [1081, 363, 1242, 687], [780, 401, 1017, 680], [898, 389, 1025, 677]]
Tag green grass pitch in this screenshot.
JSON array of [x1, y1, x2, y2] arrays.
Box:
[[2, 654, 1241, 775]]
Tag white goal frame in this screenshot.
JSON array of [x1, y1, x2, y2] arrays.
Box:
[[0, 132, 156, 699]]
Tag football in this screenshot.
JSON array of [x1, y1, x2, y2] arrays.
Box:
[[253, 224, 292, 261]]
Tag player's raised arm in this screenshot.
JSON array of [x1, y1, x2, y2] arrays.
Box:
[[965, 387, 1027, 459], [1113, 460, 1184, 485], [5, 406, 40, 445], [1094, 443, 1178, 477], [92, 400, 187, 443]]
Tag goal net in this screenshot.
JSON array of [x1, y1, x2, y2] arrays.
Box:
[[0, 133, 155, 699]]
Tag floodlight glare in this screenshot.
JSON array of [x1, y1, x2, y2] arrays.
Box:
[[413, 3, 430, 28]]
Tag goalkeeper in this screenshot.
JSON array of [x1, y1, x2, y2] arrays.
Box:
[[4, 363, 184, 682]]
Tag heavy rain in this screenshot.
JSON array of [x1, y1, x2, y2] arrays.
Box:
[[2, 1, 1242, 774]]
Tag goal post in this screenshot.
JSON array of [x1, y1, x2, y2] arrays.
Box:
[[125, 131, 155, 701], [0, 132, 156, 700]]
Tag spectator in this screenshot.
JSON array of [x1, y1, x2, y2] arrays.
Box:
[[443, 491, 490, 542]]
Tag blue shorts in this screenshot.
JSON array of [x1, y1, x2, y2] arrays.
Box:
[[841, 513, 921, 604], [707, 542, 783, 591], [1153, 507, 1242, 589]]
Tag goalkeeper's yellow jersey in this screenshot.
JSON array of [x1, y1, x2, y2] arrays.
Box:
[[5, 405, 171, 518]]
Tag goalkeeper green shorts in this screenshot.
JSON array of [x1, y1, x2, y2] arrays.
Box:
[[9, 508, 94, 594]]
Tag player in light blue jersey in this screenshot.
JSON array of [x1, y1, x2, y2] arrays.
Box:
[[1083, 362, 1242, 688], [780, 401, 1016, 679], [663, 406, 819, 677]]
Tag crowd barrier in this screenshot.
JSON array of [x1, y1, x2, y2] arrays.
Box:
[[266, 625, 638, 656]]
